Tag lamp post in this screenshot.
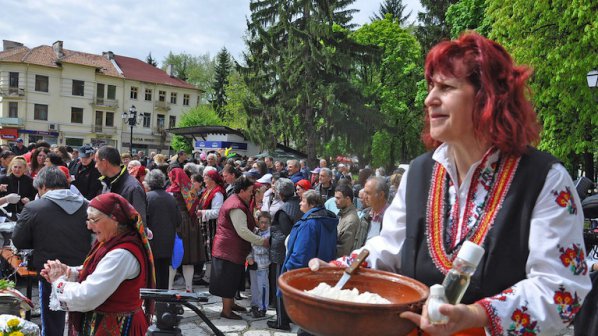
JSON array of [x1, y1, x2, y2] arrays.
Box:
[[588, 70, 598, 90], [586, 70, 597, 181], [121, 105, 138, 154]]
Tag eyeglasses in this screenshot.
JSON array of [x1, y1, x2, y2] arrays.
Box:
[[86, 215, 106, 224]]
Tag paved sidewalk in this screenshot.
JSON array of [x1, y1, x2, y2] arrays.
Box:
[[168, 282, 299, 336]]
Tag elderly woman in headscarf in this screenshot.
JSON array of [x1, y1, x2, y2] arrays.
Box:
[[41, 192, 155, 336], [167, 167, 201, 292]]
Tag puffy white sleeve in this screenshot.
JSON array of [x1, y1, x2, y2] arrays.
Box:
[[203, 192, 224, 221], [49, 249, 140, 312], [477, 163, 592, 335]]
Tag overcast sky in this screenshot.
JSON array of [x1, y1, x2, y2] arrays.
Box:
[[0, 0, 422, 66]]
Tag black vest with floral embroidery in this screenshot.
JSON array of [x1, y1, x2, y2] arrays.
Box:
[[401, 147, 557, 304]]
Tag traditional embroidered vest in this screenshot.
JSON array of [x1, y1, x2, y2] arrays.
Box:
[[96, 241, 146, 313], [212, 193, 256, 264], [402, 148, 557, 304]]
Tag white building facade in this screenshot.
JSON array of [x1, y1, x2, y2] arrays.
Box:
[[0, 40, 201, 154]]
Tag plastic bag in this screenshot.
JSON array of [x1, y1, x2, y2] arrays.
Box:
[[171, 234, 184, 269]]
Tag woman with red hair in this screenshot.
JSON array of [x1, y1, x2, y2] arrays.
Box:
[[311, 32, 590, 335]]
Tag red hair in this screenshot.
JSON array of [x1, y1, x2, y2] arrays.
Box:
[[422, 32, 540, 156]]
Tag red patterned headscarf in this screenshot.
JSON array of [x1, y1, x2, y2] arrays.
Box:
[[204, 169, 223, 185], [167, 168, 191, 193]]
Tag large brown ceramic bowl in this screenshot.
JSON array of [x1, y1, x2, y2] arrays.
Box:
[[278, 267, 429, 336]]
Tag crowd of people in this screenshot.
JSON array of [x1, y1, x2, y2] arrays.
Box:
[[0, 32, 592, 336], [0, 135, 395, 335]]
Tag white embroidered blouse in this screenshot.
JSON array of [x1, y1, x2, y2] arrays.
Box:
[[49, 249, 140, 312]]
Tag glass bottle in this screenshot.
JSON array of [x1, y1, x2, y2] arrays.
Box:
[[441, 241, 485, 305], [427, 284, 449, 325]]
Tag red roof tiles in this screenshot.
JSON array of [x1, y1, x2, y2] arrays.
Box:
[[113, 55, 197, 90]]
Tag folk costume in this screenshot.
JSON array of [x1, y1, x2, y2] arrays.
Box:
[[337, 144, 591, 335], [198, 170, 225, 262], [49, 193, 155, 336]]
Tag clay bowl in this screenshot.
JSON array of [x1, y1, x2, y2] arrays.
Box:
[[278, 267, 429, 336]]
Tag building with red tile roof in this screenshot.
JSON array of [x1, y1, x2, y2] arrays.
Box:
[[0, 40, 202, 154]]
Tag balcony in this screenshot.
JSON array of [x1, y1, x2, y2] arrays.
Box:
[[92, 97, 119, 109], [154, 101, 171, 111], [91, 124, 117, 135], [0, 86, 25, 98], [152, 126, 166, 136], [0, 117, 24, 127]]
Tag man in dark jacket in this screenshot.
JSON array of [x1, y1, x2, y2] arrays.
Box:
[[12, 166, 91, 336], [72, 145, 102, 200], [95, 145, 147, 225]]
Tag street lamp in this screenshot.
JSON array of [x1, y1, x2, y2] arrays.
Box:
[[121, 105, 139, 154], [587, 70, 598, 89]]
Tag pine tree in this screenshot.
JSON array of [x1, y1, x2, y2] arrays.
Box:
[[146, 52, 158, 67], [416, 0, 458, 52], [241, 0, 376, 165], [370, 0, 412, 25], [211, 48, 232, 119]]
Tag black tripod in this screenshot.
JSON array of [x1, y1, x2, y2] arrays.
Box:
[[141, 289, 224, 336]]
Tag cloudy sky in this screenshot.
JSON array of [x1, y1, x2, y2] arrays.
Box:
[[1, 0, 422, 65]]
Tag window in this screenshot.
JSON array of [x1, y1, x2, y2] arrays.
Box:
[[9, 72, 18, 88], [35, 75, 49, 92], [130, 86, 138, 100], [170, 92, 177, 104], [95, 111, 103, 125], [157, 114, 165, 131], [183, 94, 190, 106], [8, 102, 18, 118], [107, 85, 116, 99], [145, 89, 152, 101], [97, 83, 105, 98], [72, 80, 84, 96], [169, 116, 176, 128], [159, 90, 166, 102], [105, 112, 114, 127], [34, 104, 48, 120], [142, 113, 151, 128], [65, 138, 84, 147], [71, 107, 84, 123]]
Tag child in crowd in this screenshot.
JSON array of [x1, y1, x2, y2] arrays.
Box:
[[247, 212, 271, 318]]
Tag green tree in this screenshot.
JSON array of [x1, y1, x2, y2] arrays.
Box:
[[370, 0, 412, 26], [211, 47, 233, 119], [146, 52, 158, 67], [221, 70, 251, 130], [445, 0, 489, 38], [162, 52, 215, 100], [416, 0, 459, 52], [486, 0, 597, 178], [351, 15, 425, 169], [170, 105, 223, 153]]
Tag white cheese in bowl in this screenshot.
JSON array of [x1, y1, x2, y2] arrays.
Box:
[[305, 283, 391, 304]]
